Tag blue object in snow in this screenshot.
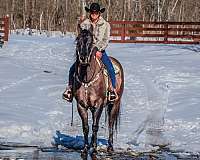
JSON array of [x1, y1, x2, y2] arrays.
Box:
[[53, 130, 108, 150]]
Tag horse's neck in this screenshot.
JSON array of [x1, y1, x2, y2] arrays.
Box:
[[77, 56, 99, 82], [88, 55, 99, 80]]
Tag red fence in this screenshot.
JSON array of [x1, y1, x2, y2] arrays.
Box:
[[110, 21, 200, 44], [0, 16, 9, 42]]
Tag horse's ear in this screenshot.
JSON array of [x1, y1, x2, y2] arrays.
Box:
[[89, 24, 93, 34], [77, 23, 82, 35]]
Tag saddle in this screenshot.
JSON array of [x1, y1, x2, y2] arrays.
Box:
[[96, 57, 120, 92]]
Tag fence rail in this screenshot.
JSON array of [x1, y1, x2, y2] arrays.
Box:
[[109, 21, 200, 44], [0, 16, 9, 43]]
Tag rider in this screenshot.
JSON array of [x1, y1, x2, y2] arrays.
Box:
[[63, 2, 117, 102]]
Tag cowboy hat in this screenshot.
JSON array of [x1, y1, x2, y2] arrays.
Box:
[[85, 3, 105, 13]]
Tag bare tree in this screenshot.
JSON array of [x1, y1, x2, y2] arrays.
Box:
[[1, 0, 200, 33]]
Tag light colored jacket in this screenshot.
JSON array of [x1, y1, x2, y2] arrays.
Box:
[[80, 16, 110, 51]]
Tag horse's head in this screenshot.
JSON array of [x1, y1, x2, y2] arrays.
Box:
[[76, 26, 94, 65]]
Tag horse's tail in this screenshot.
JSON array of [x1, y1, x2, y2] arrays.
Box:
[[106, 57, 124, 134], [107, 101, 122, 134]]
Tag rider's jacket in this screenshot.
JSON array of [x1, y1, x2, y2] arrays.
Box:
[[80, 16, 110, 52]]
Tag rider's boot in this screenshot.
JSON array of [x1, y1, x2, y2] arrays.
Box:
[[63, 85, 73, 102]]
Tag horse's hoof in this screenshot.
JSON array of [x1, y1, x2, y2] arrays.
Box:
[[81, 150, 88, 160], [107, 146, 114, 153], [81, 151, 88, 159], [81, 146, 89, 155]]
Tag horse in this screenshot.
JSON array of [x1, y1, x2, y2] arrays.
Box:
[[72, 25, 124, 155]]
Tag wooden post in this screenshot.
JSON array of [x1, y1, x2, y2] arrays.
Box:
[[164, 22, 168, 43], [4, 16, 9, 42], [121, 23, 126, 42]]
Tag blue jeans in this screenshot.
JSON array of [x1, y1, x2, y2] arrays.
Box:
[[101, 51, 116, 88], [69, 51, 116, 89]]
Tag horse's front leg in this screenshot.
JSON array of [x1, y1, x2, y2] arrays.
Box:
[[90, 106, 103, 154], [77, 104, 89, 154]]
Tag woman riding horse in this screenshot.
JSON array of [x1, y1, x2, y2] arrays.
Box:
[[62, 3, 124, 154], [63, 2, 117, 103]]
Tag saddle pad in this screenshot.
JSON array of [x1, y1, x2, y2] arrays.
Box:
[[96, 57, 120, 76]]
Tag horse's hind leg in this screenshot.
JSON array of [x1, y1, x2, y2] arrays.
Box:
[[90, 106, 103, 153], [107, 101, 120, 152], [77, 104, 89, 153]]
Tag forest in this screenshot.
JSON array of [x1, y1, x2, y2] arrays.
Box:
[[0, 0, 200, 33]]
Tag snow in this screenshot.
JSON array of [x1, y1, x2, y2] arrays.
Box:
[[0, 34, 200, 153]]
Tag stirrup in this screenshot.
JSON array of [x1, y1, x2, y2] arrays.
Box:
[[108, 90, 117, 102], [63, 87, 73, 102]]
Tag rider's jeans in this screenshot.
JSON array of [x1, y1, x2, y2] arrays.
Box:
[[101, 51, 116, 89]]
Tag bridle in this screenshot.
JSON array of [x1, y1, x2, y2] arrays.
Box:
[[76, 45, 103, 85], [76, 45, 95, 65], [75, 28, 104, 90]]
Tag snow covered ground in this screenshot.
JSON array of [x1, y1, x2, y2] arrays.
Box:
[[0, 34, 200, 154]]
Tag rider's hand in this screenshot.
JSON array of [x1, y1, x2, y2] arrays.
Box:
[[96, 51, 102, 59]]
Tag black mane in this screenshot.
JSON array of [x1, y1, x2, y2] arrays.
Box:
[[75, 28, 93, 61]]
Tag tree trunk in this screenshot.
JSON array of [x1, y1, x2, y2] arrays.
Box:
[[11, 0, 15, 31], [107, 0, 111, 21], [39, 11, 43, 33], [122, 0, 126, 20], [23, 0, 27, 29]]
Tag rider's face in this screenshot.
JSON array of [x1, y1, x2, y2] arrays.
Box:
[[90, 11, 100, 21]]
